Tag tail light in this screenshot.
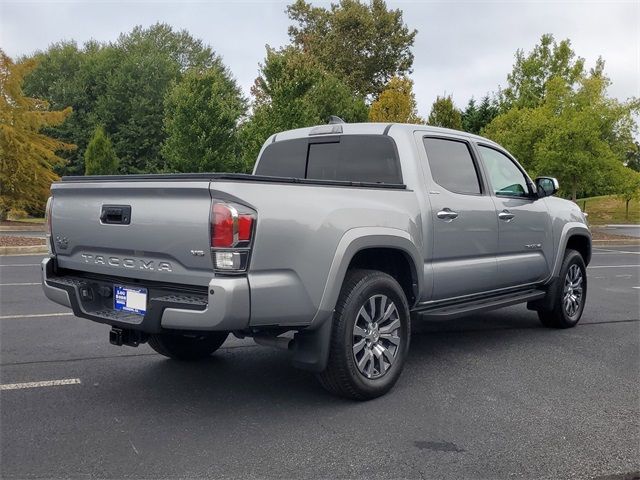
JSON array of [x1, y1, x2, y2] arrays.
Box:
[[210, 202, 255, 272], [45, 196, 54, 254]]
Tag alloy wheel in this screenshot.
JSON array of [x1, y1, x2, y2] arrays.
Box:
[[352, 294, 402, 379]]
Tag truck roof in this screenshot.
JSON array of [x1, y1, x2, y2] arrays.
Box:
[[269, 122, 499, 146]]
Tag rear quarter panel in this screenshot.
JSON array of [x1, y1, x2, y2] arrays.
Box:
[[211, 181, 423, 327]]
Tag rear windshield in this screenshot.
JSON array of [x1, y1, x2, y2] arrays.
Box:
[[255, 135, 402, 184]]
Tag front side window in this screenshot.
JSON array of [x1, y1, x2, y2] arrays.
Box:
[[478, 146, 530, 197], [422, 137, 481, 195]]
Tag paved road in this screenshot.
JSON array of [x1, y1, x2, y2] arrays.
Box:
[[1, 248, 638, 479]]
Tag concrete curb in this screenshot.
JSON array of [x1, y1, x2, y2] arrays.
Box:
[[592, 239, 640, 245], [0, 245, 48, 256], [0, 226, 45, 232]]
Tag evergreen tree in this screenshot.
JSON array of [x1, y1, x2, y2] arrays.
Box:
[[84, 126, 119, 175]]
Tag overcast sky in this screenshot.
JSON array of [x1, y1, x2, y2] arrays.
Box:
[[1, 0, 638, 117]]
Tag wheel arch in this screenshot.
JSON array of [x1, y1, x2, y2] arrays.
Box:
[[566, 234, 592, 266], [308, 227, 423, 330], [549, 223, 592, 279], [291, 228, 422, 373]]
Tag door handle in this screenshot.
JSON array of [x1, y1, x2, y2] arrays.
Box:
[[498, 210, 515, 221], [436, 208, 458, 220]]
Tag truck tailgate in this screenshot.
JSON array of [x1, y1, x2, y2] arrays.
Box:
[[50, 180, 214, 286]]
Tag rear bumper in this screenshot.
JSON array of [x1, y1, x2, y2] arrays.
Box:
[[41, 257, 250, 333]]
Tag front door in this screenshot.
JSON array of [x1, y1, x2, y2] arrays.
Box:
[[475, 144, 553, 288], [417, 135, 500, 301]]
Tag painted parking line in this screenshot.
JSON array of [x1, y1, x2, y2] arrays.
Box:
[[0, 264, 40, 267], [0, 283, 40, 286], [0, 312, 73, 320], [0, 378, 81, 391], [587, 265, 640, 269], [592, 248, 640, 255]]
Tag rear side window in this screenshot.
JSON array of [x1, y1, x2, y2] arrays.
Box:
[[255, 135, 402, 184], [423, 137, 481, 195]]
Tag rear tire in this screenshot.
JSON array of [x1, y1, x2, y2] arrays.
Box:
[[317, 269, 410, 400], [149, 332, 228, 360], [537, 248, 587, 328]]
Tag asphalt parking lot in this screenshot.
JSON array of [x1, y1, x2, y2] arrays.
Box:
[[1, 247, 638, 480]]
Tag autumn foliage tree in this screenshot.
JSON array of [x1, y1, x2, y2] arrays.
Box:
[[369, 76, 423, 123], [0, 50, 74, 220]]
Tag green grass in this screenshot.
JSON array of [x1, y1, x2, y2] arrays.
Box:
[[575, 195, 640, 225]]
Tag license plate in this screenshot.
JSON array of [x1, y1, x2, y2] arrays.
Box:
[[114, 285, 147, 315]]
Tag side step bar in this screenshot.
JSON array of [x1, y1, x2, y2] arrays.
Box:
[[414, 288, 546, 320]]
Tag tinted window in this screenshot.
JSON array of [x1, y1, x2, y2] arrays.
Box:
[[478, 146, 529, 197], [254, 139, 307, 177], [307, 136, 401, 183], [423, 138, 481, 194], [256, 135, 402, 183]]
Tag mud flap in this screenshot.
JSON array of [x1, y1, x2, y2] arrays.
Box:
[[290, 317, 333, 373], [527, 276, 557, 312]]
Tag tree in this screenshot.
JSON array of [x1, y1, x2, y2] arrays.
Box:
[[617, 168, 640, 220], [286, 0, 417, 98], [368, 76, 423, 123], [427, 95, 462, 130], [240, 47, 368, 168], [22, 24, 223, 175], [626, 142, 640, 172], [162, 67, 246, 173], [462, 94, 499, 134], [500, 34, 587, 110], [84, 125, 119, 175], [0, 51, 74, 220], [484, 74, 639, 200]]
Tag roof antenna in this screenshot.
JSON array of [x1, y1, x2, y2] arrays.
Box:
[[328, 115, 345, 124]]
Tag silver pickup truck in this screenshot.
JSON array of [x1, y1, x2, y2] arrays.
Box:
[[42, 122, 591, 399]]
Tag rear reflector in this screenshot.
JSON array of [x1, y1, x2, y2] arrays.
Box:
[[45, 197, 54, 254], [238, 214, 253, 241]]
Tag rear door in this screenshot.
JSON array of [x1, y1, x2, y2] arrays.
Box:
[[50, 179, 215, 286], [475, 144, 552, 287], [417, 134, 500, 300]]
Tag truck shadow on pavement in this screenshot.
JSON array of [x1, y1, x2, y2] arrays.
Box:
[[93, 306, 555, 409]]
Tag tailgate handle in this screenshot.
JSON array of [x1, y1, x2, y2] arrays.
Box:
[[100, 205, 131, 225]]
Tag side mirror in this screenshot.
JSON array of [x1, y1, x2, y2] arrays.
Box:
[[535, 177, 559, 198]]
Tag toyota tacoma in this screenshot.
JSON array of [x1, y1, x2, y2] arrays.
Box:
[[42, 122, 591, 399]]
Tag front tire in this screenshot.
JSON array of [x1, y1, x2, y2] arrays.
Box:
[[538, 249, 587, 328], [148, 332, 229, 360], [317, 269, 411, 400]]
